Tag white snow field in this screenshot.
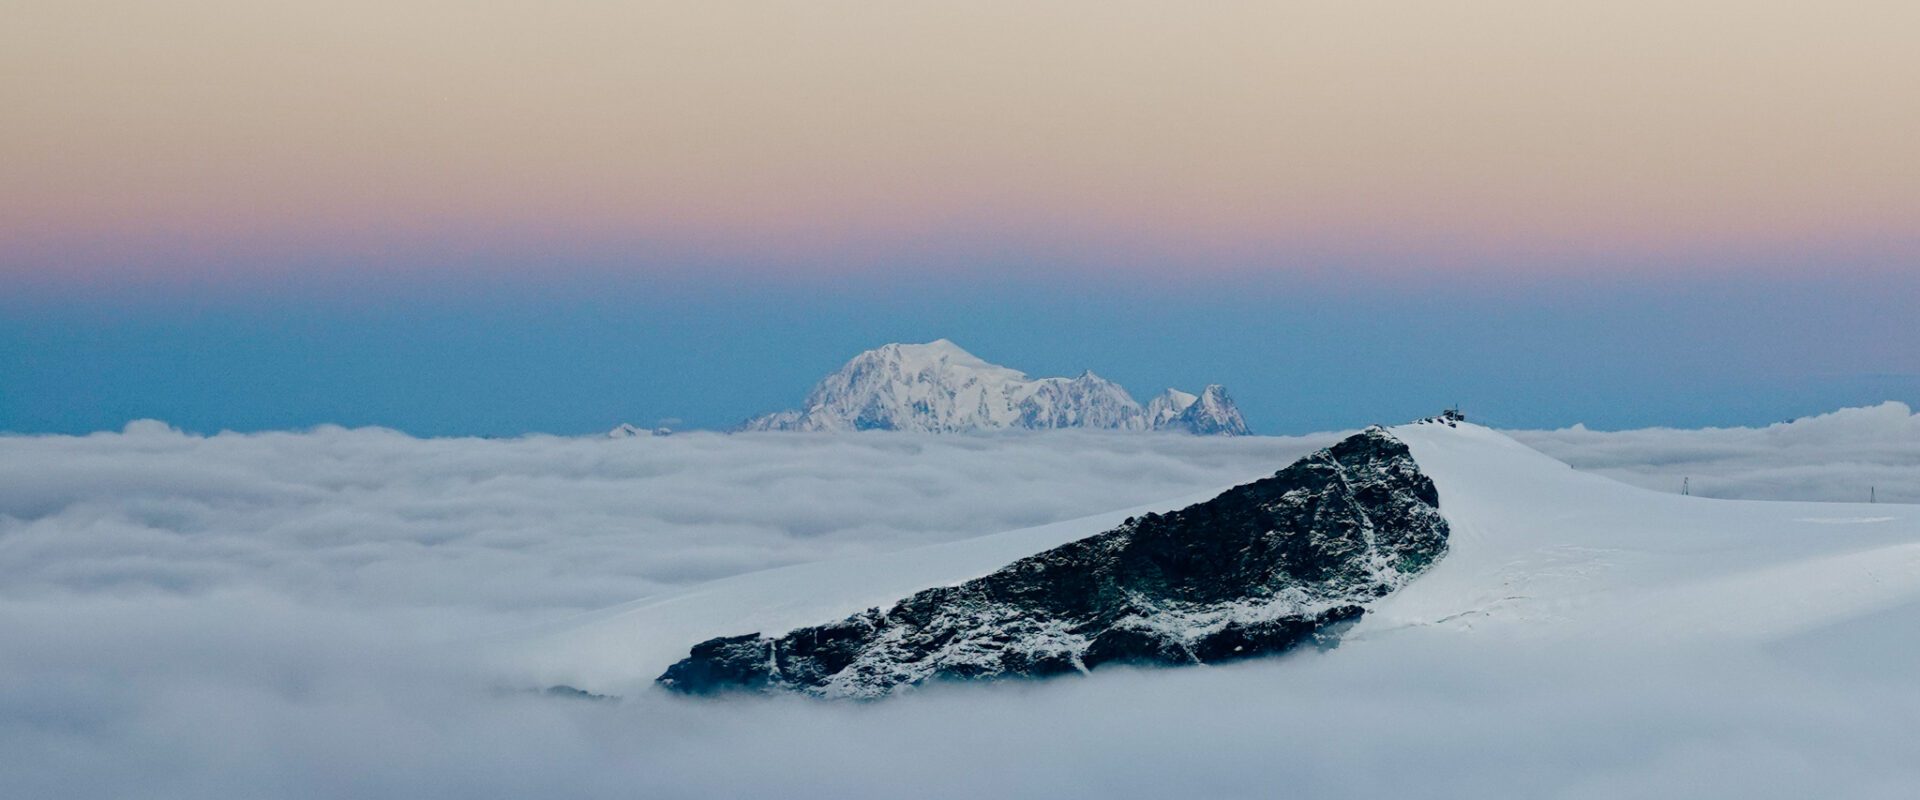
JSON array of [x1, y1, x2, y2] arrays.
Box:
[[7, 406, 1920, 798], [1369, 421, 1920, 643]]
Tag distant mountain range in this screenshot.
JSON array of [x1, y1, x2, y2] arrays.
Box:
[[735, 340, 1251, 435]]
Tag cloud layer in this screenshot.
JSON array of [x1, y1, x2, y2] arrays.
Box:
[[4, 408, 1920, 798], [0, 425, 1335, 617], [1514, 401, 1920, 504]]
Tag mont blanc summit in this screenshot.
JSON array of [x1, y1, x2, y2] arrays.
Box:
[[740, 340, 1251, 435]]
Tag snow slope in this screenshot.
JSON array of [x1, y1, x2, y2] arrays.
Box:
[[1367, 420, 1920, 644], [502, 420, 1920, 695]]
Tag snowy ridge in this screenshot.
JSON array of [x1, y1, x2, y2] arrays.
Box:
[[654, 428, 1443, 697], [1360, 419, 1920, 644], [739, 340, 1250, 434], [606, 423, 670, 438], [1165, 384, 1252, 436], [500, 419, 1920, 698], [1144, 389, 1198, 429]]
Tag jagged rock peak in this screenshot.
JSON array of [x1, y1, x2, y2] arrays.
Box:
[[1164, 384, 1252, 436], [657, 427, 1448, 698], [738, 341, 1252, 435]]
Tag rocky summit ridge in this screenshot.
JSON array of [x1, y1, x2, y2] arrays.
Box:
[[657, 426, 1447, 698]]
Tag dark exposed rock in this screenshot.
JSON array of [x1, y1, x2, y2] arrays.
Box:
[[658, 427, 1448, 698]]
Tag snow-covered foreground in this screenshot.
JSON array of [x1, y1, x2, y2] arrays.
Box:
[[5, 405, 1920, 798], [1372, 421, 1920, 642], [507, 418, 1920, 698]]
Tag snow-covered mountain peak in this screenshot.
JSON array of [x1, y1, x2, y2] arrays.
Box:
[[607, 422, 670, 438], [866, 339, 1004, 373], [1161, 384, 1252, 436], [1158, 388, 1198, 406], [1144, 388, 1199, 429], [740, 341, 1251, 435]]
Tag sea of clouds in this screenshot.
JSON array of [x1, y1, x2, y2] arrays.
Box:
[[1512, 401, 1920, 505], [4, 403, 1920, 798]]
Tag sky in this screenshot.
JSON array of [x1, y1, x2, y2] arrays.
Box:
[[3, 1, 1918, 434]]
